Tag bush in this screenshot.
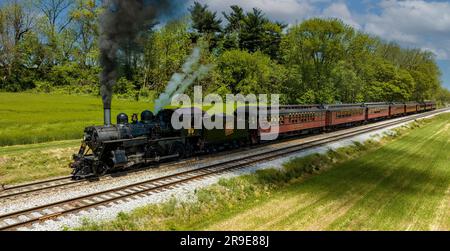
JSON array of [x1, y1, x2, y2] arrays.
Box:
[[33, 80, 54, 93]]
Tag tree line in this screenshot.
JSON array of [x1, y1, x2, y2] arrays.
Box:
[[1, 0, 449, 104]]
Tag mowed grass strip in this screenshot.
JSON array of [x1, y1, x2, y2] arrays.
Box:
[[77, 113, 450, 231], [0, 92, 153, 146], [205, 114, 450, 231], [0, 140, 80, 185]]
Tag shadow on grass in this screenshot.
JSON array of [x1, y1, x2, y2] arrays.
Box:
[[280, 145, 448, 199]]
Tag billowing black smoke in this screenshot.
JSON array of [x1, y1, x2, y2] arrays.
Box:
[[99, 0, 177, 125]]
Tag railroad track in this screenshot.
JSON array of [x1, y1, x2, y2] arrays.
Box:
[[0, 163, 184, 201], [0, 109, 447, 231], [0, 176, 77, 200]]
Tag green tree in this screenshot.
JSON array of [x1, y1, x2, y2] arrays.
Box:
[[282, 19, 353, 103], [375, 41, 441, 101], [222, 5, 245, 50], [213, 49, 287, 98], [239, 8, 267, 53], [0, 0, 35, 91], [436, 87, 450, 105], [222, 7, 285, 61], [34, 0, 76, 65], [223, 5, 245, 33], [143, 19, 192, 93], [331, 61, 364, 103], [409, 53, 441, 101], [189, 1, 222, 35], [189, 1, 222, 52], [365, 60, 415, 102], [70, 0, 99, 68]]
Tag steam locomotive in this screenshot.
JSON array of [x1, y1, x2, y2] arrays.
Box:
[[70, 101, 436, 179]]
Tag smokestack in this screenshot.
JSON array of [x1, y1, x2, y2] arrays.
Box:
[[104, 108, 112, 126], [99, 0, 179, 125]]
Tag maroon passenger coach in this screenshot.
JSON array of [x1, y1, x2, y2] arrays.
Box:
[[424, 101, 436, 111], [325, 104, 366, 128], [260, 105, 327, 136], [365, 103, 390, 121], [389, 103, 406, 117], [406, 102, 419, 114]]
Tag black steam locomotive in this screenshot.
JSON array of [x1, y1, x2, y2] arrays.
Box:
[[73, 110, 184, 178]]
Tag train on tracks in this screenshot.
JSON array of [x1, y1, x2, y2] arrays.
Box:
[[70, 101, 436, 179]]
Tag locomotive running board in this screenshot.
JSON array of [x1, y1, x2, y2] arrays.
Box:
[[104, 136, 183, 144]]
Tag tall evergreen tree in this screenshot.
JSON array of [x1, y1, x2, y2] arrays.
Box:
[[223, 5, 245, 33], [240, 8, 267, 53], [189, 2, 222, 35]]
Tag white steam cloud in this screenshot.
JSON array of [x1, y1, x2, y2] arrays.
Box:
[[154, 47, 211, 113]]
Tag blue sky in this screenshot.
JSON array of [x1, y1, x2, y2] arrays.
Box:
[[192, 0, 450, 89]]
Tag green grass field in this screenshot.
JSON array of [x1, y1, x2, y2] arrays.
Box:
[[0, 140, 79, 185], [0, 93, 153, 146], [78, 113, 450, 231]]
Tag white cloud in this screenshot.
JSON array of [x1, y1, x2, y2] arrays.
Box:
[[192, 0, 317, 24], [321, 2, 360, 29], [363, 0, 450, 60]]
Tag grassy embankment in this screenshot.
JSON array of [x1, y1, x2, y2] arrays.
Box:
[[0, 92, 153, 185], [0, 140, 79, 185], [77, 113, 450, 231]]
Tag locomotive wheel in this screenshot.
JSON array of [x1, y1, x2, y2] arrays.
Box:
[[94, 164, 109, 176], [184, 142, 194, 157], [145, 145, 164, 162], [170, 142, 186, 160]]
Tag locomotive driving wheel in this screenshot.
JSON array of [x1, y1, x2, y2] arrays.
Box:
[[170, 142, 186, 160], [94, 163, 109, 176], [145, 145, 164, 162]]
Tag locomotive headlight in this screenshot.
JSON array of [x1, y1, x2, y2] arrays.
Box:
[[83, 134, 92, 142]]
